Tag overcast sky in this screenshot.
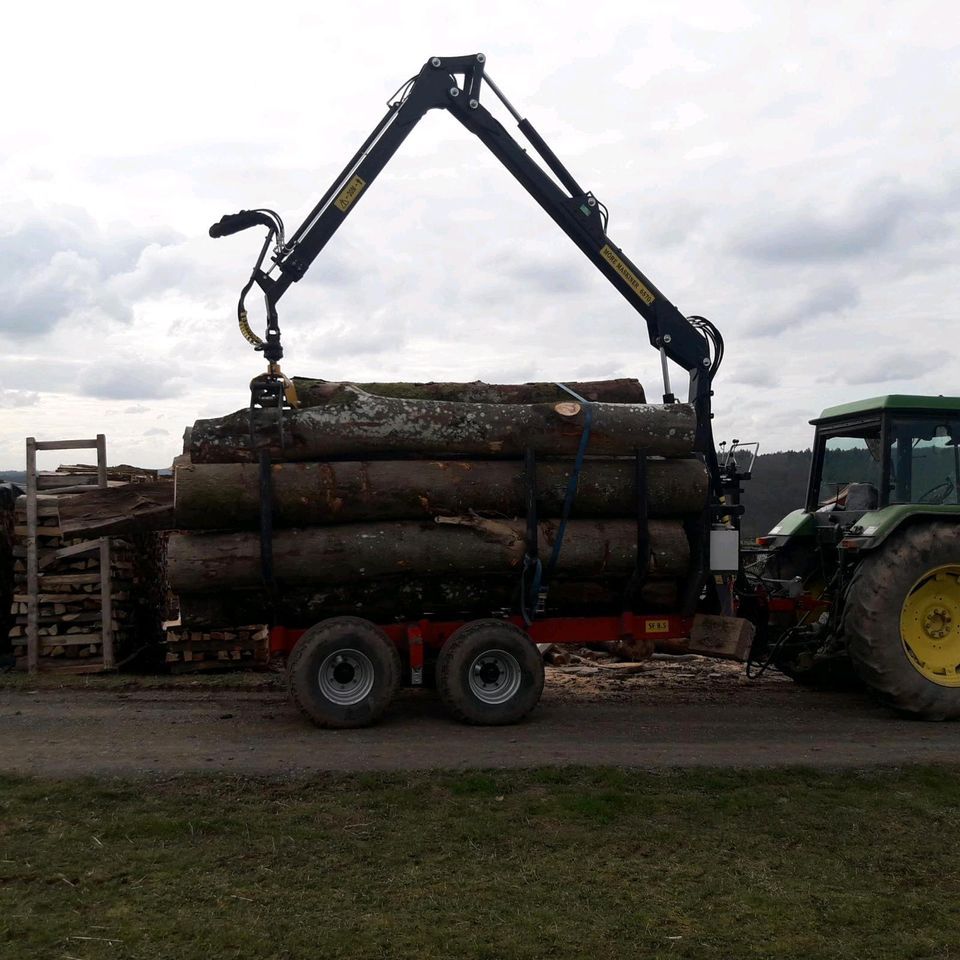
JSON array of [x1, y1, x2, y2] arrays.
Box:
[[2, 1, 958, 469]]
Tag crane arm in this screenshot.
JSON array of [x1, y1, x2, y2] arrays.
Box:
[[209, 53, 720, 470]]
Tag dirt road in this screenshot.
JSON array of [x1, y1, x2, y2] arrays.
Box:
[[2, 660, 958, 776]]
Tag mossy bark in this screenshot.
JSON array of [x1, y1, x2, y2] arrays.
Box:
[[188, 388, 697, 463], [166, 518, 689, 594], [174, 458, 707, 530], [291, 378, 646, 406]]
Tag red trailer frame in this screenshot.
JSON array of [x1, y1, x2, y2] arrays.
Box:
[[271, 612, 694, 685]]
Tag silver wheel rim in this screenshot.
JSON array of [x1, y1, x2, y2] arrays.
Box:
[[318, 648, 375, 706], [468, 649, 522, 705]]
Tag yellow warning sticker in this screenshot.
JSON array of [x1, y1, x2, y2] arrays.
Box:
[[600, 244, 655, 305], [334, 175, 366, 213], [645, 619, 670, 633]]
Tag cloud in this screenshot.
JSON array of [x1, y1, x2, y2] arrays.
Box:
[[0, 389, 39, 407], [749, 277, 861, 336], [76, 361, 186, 400], [730, 177, 960, 265], [0, 203, 181, 338], [727, 363, 776, 388], [822, 350, 947, 386], [143, 427, 169, 437]]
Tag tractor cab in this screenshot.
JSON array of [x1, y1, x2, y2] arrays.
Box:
[[758, 396, 960, 591], [807, 396, 960, 539]]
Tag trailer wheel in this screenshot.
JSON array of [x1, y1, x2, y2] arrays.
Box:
[[844, 523, 960, 720], [436, 619, 545, 725], [287, 617, 401, 728]]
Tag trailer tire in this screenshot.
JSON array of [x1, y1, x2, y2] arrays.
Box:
[[288, 617, 401, 728], [844, 523, 960, 720], [437, 619, 544, 725]]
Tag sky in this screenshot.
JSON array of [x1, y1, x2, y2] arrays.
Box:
[[1, 0, 958, 470]]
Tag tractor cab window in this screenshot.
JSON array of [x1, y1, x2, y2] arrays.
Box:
[[816, 424, 882, 511], [888, 417, 960, 505]]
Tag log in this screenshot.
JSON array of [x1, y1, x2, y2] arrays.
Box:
[[174, 458, 708, 530], [166, 518, 689, 594], [57, 480, 174, 537], [188, 387, 697, 463], [291, 378, 646, 407], [176, 576, 680, 628]]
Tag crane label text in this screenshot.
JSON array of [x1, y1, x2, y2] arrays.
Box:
[[600, 245, 655, 305], [335, 176, 367, 213]]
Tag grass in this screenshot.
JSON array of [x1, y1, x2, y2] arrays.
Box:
[[2, 767, 959, 959]]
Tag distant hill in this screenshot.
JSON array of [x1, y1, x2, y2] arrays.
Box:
[[0, 471, 26, 487], [738, 450, 811, 539]]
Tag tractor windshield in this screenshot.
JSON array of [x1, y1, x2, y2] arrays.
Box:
[[889, 417, 960, 505], [816, 424, 882, 510]]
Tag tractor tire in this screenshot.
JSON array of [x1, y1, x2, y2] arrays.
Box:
[[844, 522, 960, 720], [288, 617, 401, 728], [437, 619, 545, 725]]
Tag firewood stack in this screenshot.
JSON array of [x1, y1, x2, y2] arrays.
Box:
[[162, 622, 270, 672], [0, 484, 18, 647], [8, 464, 169, 672], [169, 378, 709, 634]]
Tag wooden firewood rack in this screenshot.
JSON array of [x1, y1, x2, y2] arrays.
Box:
[[24, 435, 113, 673]]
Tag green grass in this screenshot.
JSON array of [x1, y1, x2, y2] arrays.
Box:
[[2, 767, 959, 959]]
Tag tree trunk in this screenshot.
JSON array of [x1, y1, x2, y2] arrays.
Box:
[[291, 378, 646, 407], [176, 576, 679, 628], [174, 457, 707, 530], [188, 388, 697, 463], [166, 518, 689, 594]]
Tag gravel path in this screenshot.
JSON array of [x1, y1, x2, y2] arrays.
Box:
[[2, 660, 958, 775]]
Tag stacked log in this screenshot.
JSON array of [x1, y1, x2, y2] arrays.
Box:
[[163, 622, 269, 672], [7, 467, 169, 672], [172, 379, 707, 633], [0, 483, 18, 648]]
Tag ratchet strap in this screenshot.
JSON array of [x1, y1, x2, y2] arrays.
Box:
[[623, 448, 650, 608], [257, 450, 278, 625], [521, 383, 593, 624], [521, 448, 544, 625]]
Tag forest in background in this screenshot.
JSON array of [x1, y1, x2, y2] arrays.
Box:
[[737, 450, 811, 538]]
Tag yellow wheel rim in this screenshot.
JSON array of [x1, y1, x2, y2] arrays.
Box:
[[900, 564, 960, 687]]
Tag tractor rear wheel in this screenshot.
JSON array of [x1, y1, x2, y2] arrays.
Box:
[[844, 522, 960, 719]]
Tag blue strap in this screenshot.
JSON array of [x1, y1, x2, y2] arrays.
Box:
[[520, 383, 593, 624], [520, 554, 543, 626]]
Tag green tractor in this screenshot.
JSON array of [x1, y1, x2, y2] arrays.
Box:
[[749, 395, 960, 719]]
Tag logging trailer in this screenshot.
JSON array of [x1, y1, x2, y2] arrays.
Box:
[[209, 53, 960, 726]]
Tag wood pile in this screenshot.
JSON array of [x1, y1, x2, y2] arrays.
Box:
[[162, 621, 269, 673], [171, 379, 708, 633], [8, 462, 169, 673], [0, 483, 18, 647]]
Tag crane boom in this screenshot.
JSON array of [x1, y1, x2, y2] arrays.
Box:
[[209, 53, 722, 488]]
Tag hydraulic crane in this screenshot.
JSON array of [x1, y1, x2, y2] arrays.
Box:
[[208, 52, 725, 494]]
